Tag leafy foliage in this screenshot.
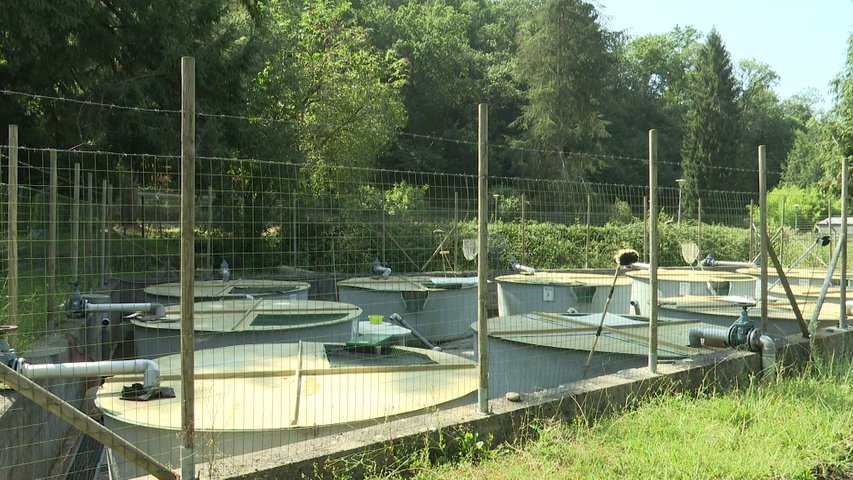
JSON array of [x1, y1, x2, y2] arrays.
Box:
[[384, 181, 430, 217], [761, 185, 836, 231], [253, 0, 408, 194], [782, 116, 844, 193]]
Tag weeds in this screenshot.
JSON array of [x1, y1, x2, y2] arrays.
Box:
[[349, 357, 853, 480]]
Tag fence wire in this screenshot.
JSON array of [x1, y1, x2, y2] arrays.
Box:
[[0, 125, 847, 479]]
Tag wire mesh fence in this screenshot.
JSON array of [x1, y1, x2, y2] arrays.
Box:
[[0, 107, 849, 479]]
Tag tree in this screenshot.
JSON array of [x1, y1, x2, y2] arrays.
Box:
[[0, 0, 260, 156], [253, 0, 407, 193], [836, 31, 853, 160], [512, 0, 612, 180], [358, 0, 491, 174], [782, 115, 843, 191], [680, 29, 740, 213], [735, 59, 806, 191], [594, 27, 702, 187]]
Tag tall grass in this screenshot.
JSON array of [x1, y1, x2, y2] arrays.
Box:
[[359, 362, 853, 480]]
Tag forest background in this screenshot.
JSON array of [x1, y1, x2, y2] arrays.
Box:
[[2, 0, 853, 220]]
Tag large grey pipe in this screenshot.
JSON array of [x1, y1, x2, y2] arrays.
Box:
[[688, 326, 728, 347], [688, 327, 775, 382], [700, 256, 755, 269]]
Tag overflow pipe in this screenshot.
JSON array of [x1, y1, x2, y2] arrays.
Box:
[[10, 358, 161, 389]]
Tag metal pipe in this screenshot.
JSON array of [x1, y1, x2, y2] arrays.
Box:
[[688, 326, 776, 382], [688, 326, 728, 348], [10, 358, 160, 389], [758, 335, 776, 382], [87, 302, 165, 316], [700, 256, 755, 269], [389, 313, 441, 351]]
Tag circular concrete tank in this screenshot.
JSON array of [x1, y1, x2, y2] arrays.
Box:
[[472, 312, 715, 399], [131, 299, 362, 358], [337, 275, 477, 342], [626, 268, 757, 316], [495, 271, 632, 316], [96, 342, 477, 480]]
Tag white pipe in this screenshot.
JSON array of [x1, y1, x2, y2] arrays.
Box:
[[758, 335, 776, 382], [688, 326, 728, 347], [512, 263, 535, 275], [11, 358, 160, 388], [86, 302, 165, 317], [703, 258, 756, 268]]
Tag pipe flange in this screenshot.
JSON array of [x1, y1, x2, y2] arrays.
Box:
[[747, 328, 765, 353]]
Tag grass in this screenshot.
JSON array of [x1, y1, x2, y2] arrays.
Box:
[[351, 362, 853, 480]]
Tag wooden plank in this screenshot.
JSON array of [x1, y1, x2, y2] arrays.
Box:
[[290, 341, 303, 425]]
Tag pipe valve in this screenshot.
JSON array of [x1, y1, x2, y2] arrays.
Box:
[[0, 325, 18, 368], [372, 258, 392, 277], [65, 281, 86, 319], [509, 256, 535, 275]]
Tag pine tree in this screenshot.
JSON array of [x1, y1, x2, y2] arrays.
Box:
[[680, 29, 741, 215], [512, 0, 612, 180]]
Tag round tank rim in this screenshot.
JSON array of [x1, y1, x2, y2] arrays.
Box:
[[337, 275, 477, 291], [129, 299, 362, 332], [143, 279, 311, 299], [626, 268, 756, 282], [495, 272, 631, 286]]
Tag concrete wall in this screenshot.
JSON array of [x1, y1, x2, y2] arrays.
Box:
[[211, 328, 850, 480]]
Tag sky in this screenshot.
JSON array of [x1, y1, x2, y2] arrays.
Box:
[[597, 0, 853, 111]]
